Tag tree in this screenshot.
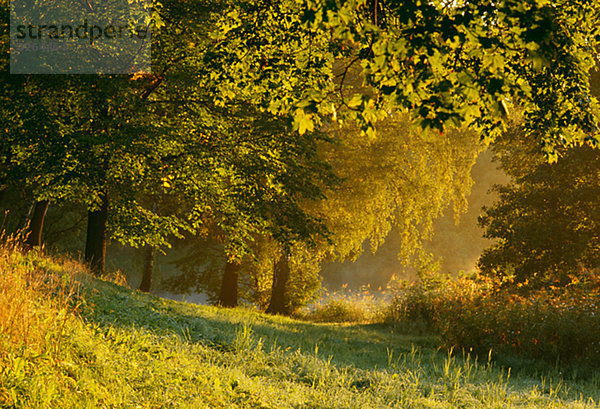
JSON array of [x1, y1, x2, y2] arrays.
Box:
[[4, 0, 599, 299], [218, 260, 241, 307], [266, 252, 292, 314], [139, 245, 156, 293], [0, 0, 208, 270], [24, 200, 49, 248], [165, 108, 483, 315], [259, 114, 482, 314], [2, 0, 335, 284], [478, 118, 600, 288], [161, 105, 336, 307], [163, 111, 483, 315], [0, 76, 75, 248]]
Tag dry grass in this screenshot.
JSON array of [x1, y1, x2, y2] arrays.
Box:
[[0, 238, 82, 358]]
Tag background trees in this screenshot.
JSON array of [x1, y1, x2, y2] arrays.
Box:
[[478, 68, 600, 289], [2, 0, 600, 312], [479, 120, 600, 288], [167, 114, 483, 314], [1, 0, 333, 285]]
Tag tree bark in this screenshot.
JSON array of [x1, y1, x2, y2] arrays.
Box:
[[218, 260, 240, 307], [24, 200, 50, 248], [266, 253, 291, 315], [85, 193, 108, 275], [139, 245, 155, 293]]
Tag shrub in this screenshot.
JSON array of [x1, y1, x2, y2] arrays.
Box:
[[387, 271, 600, 365], [306, 298, 366, 323], [437, 278, 600, 364], [386, 272, 451, 326], [301, 286, 390, 323]]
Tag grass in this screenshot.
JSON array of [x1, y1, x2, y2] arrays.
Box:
[[2, 248, 600, 408]]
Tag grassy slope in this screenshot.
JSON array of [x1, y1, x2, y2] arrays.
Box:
[[2, 259, 600, 408]]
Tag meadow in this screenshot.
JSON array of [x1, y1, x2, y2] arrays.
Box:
[[2, 246, 600, 409]]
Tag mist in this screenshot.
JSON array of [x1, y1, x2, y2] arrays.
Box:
[[320, 149, 510, 291], [96, 150, 509, 300]]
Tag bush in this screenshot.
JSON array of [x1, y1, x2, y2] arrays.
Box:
[[305, 298, 366, 323], [387, 271, 600, 365], [386, 272, 453, 326], [439, 279, 600, 364], [301, 286, 390, 323]]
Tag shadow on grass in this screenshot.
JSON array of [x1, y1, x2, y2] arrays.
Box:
[[78, 278, 600, 384], [78, 278, 438, 371]]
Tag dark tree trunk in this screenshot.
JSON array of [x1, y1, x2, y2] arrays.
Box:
[[218, 260, 240, 307], [0, 187, 5, 207], [24, 200, 50, 248], [85, 193, 108, 275], [139, 201, 158, 292], [139, 245, 155, 293], [266, 253, 291, 315]]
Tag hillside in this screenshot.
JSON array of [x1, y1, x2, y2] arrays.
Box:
[[1, 249, 600, 408]]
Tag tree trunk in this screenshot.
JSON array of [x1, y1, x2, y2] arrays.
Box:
[[218, 260, 240, 307], [85, 193, 108, 275], [24, 200, 50, 248], [266, 253, 291, 315], [139, 201, 158, 292], [139, 245, 155, 292]]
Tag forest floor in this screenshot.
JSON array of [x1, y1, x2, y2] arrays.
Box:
[[2, 252, 600, 408]]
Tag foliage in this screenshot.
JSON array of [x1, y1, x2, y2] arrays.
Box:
[[241, 238, 323, 312], [436, 275, 600, 365], [207, 0, 600, 157], [0, 0, 334, 267], [162, 238, 227, 305], [4, 0, 600, 305], [164, 234, 324, 311], [305, 298, 367, 323], [386, 272, 456, 327], [3, 247, 600, 408], [285, 246, 324, 311], [172, 111, 482, 312], [229, 113, 481, 313], [478, 119, 600, 288], [308, 115, 483, 267]]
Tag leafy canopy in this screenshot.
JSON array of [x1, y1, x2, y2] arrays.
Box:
[[206, 0, 600, 158]]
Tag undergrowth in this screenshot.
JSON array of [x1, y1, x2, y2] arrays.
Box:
[[388, 271, 600, 367], [298, 286, 389, 323]]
